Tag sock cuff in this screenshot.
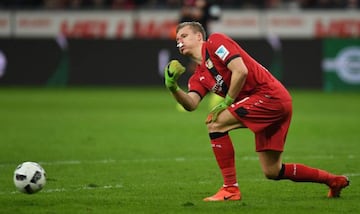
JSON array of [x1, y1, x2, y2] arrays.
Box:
[[223, 183, 238, 187], [209, 132, 229, 140], [275, 163, 286, 180]]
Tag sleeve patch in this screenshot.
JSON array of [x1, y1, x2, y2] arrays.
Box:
[[215, 45, 230, 61]]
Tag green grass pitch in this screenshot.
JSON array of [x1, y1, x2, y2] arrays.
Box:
[[0, 87, 359, 214]]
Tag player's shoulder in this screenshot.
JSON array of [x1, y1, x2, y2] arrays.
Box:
[[207, 33, 228, 42], [206, 33, 233, 56], [206, 33, 233, 50]]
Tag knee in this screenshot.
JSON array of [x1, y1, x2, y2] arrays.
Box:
[[262, 168, 281, 180], [264, 172, 279, 180], [206, 121, 220, 133]]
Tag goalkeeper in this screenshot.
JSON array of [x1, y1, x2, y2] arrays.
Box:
[[164, 21, 349, 201]]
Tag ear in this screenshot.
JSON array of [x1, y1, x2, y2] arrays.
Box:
[[197, 32, 203, 41]]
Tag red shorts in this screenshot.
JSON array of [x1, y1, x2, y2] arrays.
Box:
[[228, 94, 292, 152]]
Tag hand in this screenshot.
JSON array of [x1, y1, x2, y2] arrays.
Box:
[[206, 95, 234, 123], [164, 60, 185, 92]]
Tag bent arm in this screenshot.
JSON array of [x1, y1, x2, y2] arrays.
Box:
[[171, 90, 201, 111], [226, 57, 248, 100]]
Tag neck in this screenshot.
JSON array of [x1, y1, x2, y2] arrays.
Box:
[[191, 42, 204, 65]]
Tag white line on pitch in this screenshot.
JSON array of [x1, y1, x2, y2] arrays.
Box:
[[0, 184, 124, 195], [0, 155, 356, 168]]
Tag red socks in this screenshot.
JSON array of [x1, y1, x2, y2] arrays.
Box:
[[209, 132, 237, 186], [208, 132, 334, 187], [281, 163, 334, 185]]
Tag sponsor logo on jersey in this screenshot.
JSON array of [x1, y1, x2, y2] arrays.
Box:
[[215, 45, 229, 61], [211, 74, 224, 93]]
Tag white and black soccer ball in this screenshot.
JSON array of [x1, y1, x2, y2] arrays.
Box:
[[13, 161, 46, 194]]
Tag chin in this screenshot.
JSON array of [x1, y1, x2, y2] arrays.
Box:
[[181, 50, 190, 56]]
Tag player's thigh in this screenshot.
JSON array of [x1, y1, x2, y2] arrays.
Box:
[[207, 109, 245, 133], [228, 95, 291, 133]]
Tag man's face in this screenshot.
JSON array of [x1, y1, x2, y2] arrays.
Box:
[[176, 26, 201, 56]]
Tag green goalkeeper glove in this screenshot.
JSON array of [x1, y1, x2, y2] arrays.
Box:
[[164, 60, 185, 92], [206, 94, 234, 123]]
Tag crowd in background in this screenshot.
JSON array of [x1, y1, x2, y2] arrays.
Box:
[[0, 0, 359, 10]]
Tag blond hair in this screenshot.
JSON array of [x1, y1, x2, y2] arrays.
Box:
[[176, 21, 207, 40]]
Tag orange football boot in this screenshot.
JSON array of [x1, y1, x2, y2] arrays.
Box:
[[327, 175, 349, 198], [203, 186, 241, 201]]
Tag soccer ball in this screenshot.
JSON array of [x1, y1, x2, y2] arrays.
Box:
[[13, 161, 46, 194]]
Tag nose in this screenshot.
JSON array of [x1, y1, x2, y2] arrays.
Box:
[[177, 42, 184, 48]]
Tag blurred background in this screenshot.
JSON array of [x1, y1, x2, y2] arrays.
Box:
[[0, 0, 359, 91]]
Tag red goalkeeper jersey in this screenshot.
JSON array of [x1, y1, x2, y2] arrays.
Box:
[[188, 33, 291, 102]]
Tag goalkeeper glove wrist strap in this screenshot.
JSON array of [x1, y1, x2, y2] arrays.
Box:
[[224, 94, 235, 106], [168, 85, 180, 93]]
